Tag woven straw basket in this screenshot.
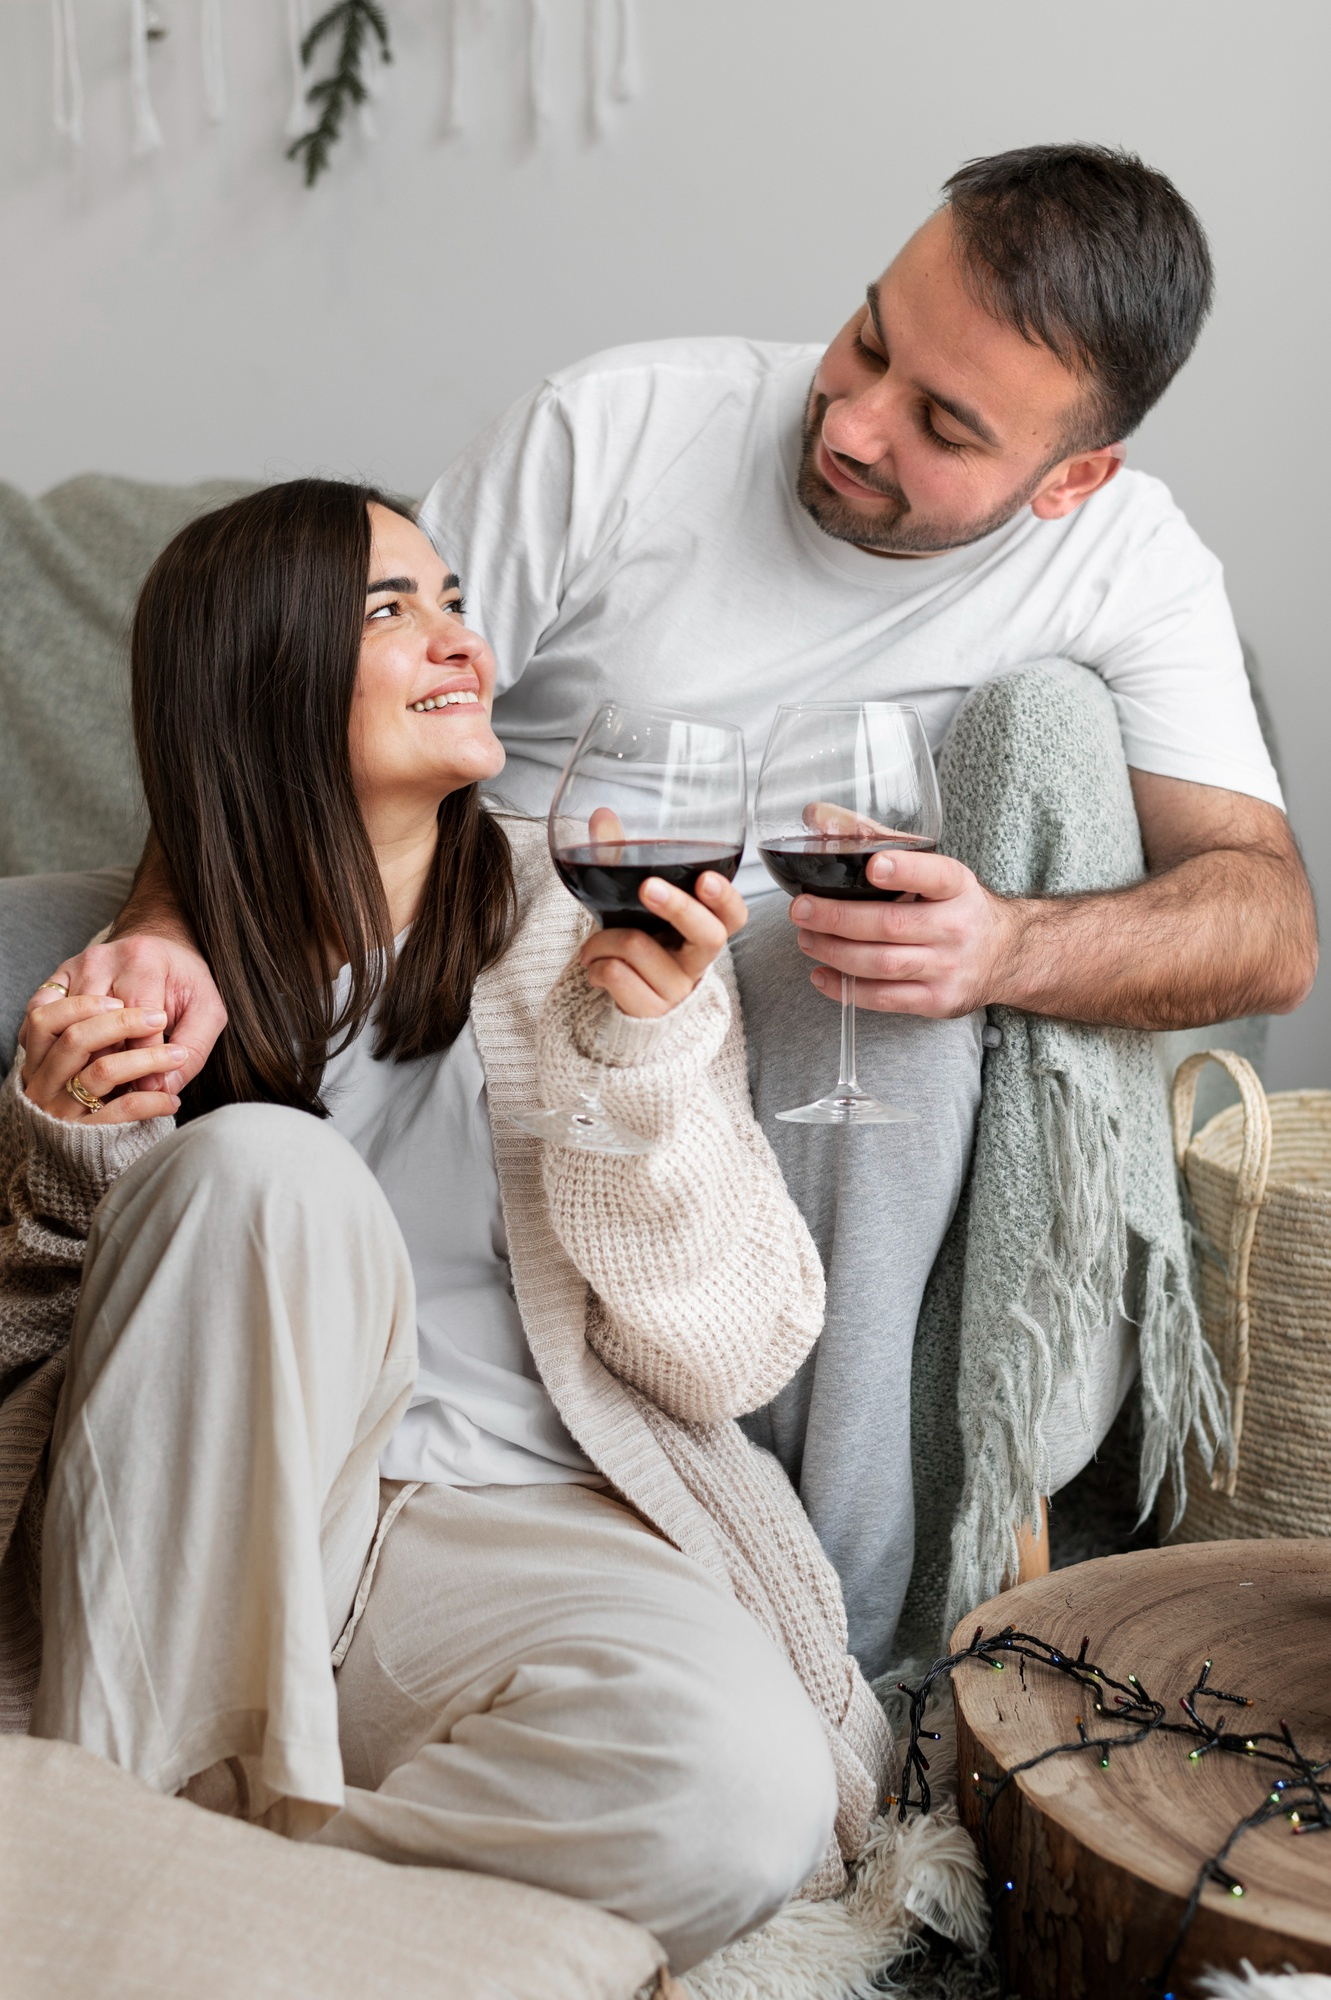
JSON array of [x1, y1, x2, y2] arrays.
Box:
[[1169, 1049, 1331, 1542]]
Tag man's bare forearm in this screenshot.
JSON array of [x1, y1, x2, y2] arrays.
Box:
[[793, 777, 1318, 1028], [108, 834, 196, 947], [991, 843, 1318, 1030]]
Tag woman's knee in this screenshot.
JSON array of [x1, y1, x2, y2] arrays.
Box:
[[82, 1100, 411, 1373], [96, 1101, 380, 1237]]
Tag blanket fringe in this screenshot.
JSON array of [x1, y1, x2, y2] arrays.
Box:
[[1134, 1237, 1229, 1534], [943, 1065, 1230, 1639]]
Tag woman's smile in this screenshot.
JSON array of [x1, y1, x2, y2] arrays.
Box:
[[409, 686, 482, 713]]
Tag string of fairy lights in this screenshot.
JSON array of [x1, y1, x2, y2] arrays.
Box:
[[893, 1625, 1331, 1998]]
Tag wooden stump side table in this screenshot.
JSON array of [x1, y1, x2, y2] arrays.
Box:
[[950, 1539, 1331, 1999]]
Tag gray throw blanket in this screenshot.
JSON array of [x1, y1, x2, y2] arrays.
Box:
[[0, 475, 254, 876], [894, 662, 1230, 1658]]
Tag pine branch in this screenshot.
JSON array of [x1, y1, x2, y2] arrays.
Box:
[[287, 0, 392, 188]]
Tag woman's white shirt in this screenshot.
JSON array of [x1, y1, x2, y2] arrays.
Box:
[[320, 975, 597, 1488]]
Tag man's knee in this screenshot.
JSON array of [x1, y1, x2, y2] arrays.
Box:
[[941, 659, 1142, 893]]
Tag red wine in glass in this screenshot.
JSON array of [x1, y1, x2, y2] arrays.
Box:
[[757, 833, 937, 903], [753, 702, 942, 1125], [553, 840, 745, 945], [507, 702, 748, 1154]]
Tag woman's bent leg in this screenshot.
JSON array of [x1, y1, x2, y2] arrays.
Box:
[[321, 1482, 838, 1971], [30, 1104, 417, 1817]]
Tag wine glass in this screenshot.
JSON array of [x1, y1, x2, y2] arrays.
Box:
[[508, 701, 748, 1153], [753, 701, 942, 1125]]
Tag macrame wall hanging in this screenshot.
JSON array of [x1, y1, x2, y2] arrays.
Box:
[[47, 0, 640, 183]]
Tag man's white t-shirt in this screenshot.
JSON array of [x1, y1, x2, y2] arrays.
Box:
[[420, 338, 1282, 900]]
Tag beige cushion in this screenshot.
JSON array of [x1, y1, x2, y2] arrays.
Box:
[[0, 1737, 666, 2000]]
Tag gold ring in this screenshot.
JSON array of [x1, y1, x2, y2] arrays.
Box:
[[65, 1075, 103, 1113], [38, 977, 70, 995]]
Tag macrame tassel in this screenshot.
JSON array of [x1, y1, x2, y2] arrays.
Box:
[[285, 0, 313, 138], [439, 0, 462, 135], [51, 0, 85, 147], [584, 0, 603, 140], [608, 0, 637, 104], [525, 0, 551, 136], [201, 0, 226, 121], [129, 0, 165, 154]]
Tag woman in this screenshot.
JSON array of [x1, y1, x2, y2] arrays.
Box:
[[0, 481, 890, 1970]]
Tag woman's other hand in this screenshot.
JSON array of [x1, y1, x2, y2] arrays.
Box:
[[20, 991, 186, 1123], [50, 930, 228, 1098], [579, 874, 748, 1020]]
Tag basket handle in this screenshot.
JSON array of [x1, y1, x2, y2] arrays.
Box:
[[1170, 1050, 1272, 1496]]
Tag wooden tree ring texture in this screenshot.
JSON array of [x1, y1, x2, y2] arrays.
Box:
[[951, 1539, 1331, 1998]]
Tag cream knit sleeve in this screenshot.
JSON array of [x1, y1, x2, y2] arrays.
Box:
[[0, 1051, 175, 1377], [536, 958, 825, 1422]]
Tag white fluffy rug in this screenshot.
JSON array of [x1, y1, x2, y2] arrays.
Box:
[[1197, 1972, 1331, 1999]]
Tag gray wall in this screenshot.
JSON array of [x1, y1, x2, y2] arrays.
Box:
[[2, 0, 1326, 1085]]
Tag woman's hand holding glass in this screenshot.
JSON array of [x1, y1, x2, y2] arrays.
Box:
[[20, 989, 186, 1124], [577, 805, 748, 1020], [511, 702, 748, 1152], [580, 873, 747, 1016]]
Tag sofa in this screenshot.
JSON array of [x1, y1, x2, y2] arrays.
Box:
[[0, 470, 1283, 2000]]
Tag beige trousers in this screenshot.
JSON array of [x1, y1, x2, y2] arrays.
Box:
[[31, 1104, 836, 1970]]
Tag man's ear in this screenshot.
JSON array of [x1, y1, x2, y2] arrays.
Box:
[[1030, 443, 1125, 521]]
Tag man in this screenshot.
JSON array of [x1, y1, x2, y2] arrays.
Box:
[[59, 144, 1316, 1673]]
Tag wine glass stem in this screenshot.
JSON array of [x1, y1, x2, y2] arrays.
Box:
[[836, 974, 862, 1097]]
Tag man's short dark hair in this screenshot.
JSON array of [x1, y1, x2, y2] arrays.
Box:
[[942, 144, 1214, 449]]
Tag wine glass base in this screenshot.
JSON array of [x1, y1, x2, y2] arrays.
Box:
[[776, 1094, 919, 1126], [505, 1106, 657, 1154]]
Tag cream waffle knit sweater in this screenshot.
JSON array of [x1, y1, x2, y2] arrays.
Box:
[[0, 814, 891, 1890]]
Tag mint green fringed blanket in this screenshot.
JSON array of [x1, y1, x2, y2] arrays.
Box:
[[894, 662, 1230, 1659]]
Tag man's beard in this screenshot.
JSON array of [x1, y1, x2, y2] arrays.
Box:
[[795, 389, 1046, 556]]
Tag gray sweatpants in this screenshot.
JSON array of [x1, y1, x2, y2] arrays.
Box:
[[732, 895, 984, 1679]]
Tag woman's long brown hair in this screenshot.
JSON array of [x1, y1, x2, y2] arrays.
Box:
[[131, 478, 516, 1119]]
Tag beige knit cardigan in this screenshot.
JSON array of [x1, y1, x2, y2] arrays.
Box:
[[0, 815, 891, 1888]]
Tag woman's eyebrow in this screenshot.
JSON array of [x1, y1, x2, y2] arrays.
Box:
[[365, 571, 461, 597]]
